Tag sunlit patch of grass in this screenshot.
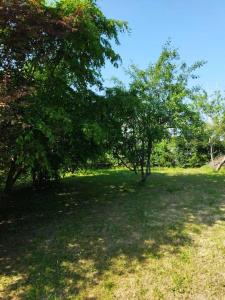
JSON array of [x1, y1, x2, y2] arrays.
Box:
[[1, 168, 225, 299]]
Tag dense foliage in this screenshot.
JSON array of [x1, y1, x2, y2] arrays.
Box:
[[1, 1, 225, 192], [105, 46, 206, 180], [0, 0, 127, 191]]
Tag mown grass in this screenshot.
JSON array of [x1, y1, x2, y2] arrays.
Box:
[[1, 167, 225, 299]]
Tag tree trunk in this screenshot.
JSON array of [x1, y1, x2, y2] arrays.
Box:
[[4, 159, 22, 193], [145, 140, 152, 179], [216, 156, 225, 171], [141, 139, 152, 183], [140, 165, 145, 182], [210, 144, 214, 166], [140, 140, 145, 182]]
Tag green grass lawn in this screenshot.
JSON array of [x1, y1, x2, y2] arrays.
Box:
[[1, 167, 225, 299]]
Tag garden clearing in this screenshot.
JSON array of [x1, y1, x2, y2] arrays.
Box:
[[1, 167, 225, 299]]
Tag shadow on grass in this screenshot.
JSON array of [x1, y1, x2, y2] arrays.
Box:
[[1, 169, 225, 299]]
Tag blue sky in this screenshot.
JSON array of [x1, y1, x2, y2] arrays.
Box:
[[99, 0, 225, 94]]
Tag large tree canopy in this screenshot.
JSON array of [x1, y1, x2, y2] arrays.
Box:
[[0, 0, 127, 192]]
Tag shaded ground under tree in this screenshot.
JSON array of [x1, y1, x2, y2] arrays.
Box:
[[0, 168, 225, 299]]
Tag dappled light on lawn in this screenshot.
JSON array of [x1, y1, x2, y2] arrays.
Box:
[[1, 168, 225, 299]]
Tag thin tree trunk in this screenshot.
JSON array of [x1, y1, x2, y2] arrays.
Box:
[[140, 140, 152, 183], [141, 166, 145, 182], [216, 156, 225, 171], [145, 140, 152, 179], [140, 140, 145, 182], [210, 144, 214, 166], [4, 159, 22, 193], [114, 151, 137, 173]]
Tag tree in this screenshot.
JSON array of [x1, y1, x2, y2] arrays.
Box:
[[195, 91, 225, 166], [106, 44, 205, 181], [0, 0, 127, 192]]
